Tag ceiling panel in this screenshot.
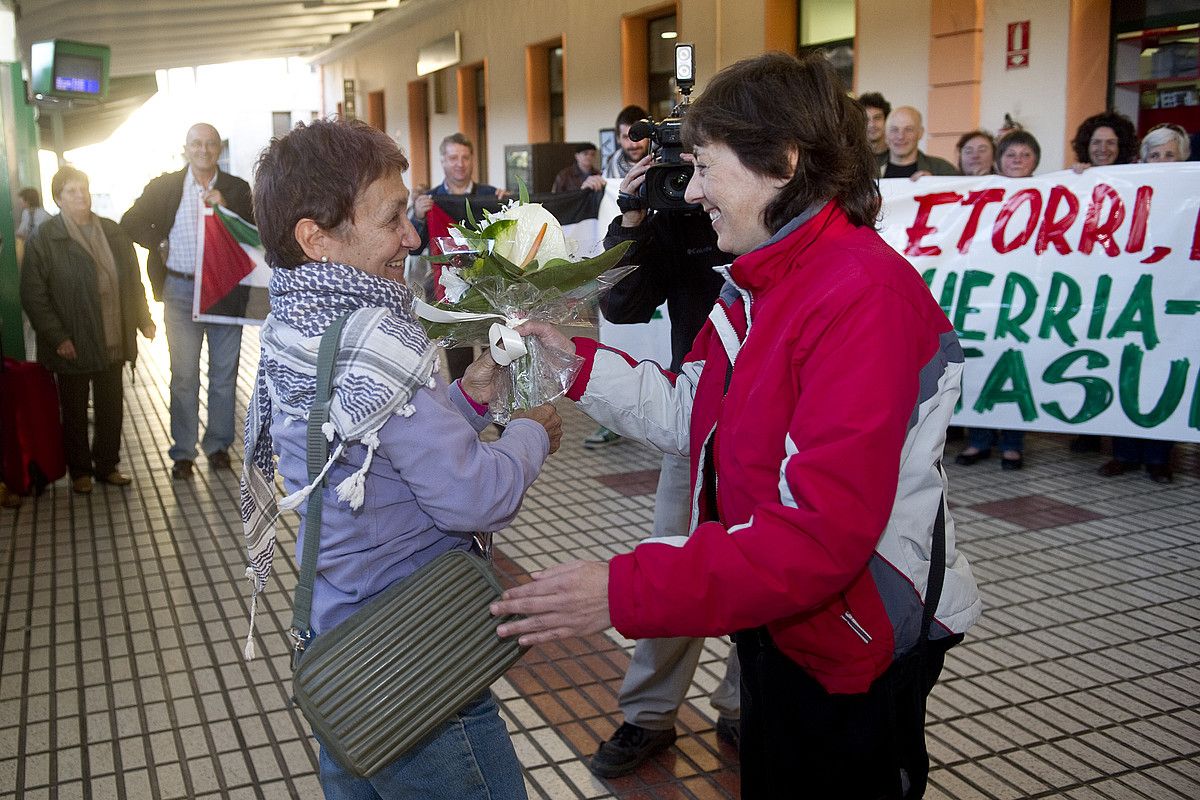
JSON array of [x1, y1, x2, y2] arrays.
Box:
[[14, 0, 404, 76]]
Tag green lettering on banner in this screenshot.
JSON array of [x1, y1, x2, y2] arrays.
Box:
[[973, 349, 1037, 421], [1087, 275, 1112, 340], [1107, 274, 1159, 350], [994, 272, 1038, 343], [1038, 272, 1081, 346], [1191, 366, 1200, 430], [1041, 350, 1113, 424], [937, 272, 958, 317], [953, 270, 994, 341], [921, 268, 936, 289], [1118, 343, 1190, 427]]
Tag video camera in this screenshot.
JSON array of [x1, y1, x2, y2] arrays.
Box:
[[628, 43, 698, 212]]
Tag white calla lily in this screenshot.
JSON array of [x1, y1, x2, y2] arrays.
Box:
[[486, 202, 572, 266]]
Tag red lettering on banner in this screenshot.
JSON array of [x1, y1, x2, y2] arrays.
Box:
[[1191, 207, 1200, 260], [905, 192, 963, 256], [992, 189, 1043, 254], [1141, 246, 1171, 264], [1078, 184, 1125, 257], [957, 189, 1006, 254], [1035, 186, 1079, 255], [1125, 185, 1152, 253]]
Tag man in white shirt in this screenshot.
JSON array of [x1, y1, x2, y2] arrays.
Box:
[[122, 123, 255, 479]]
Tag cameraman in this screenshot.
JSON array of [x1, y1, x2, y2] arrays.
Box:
[[588, 151, 733, 778]]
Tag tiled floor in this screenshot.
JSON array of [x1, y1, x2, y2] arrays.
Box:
[[1, 324, 1198, 799]]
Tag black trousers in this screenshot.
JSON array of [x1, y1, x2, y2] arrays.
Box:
[[737, 628, 959, 800], [57, 364, 124, 479]]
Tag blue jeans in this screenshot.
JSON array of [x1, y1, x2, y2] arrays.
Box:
[[317, 690, 527, 800], [162, 275, 243, 461], [967, 427, 1024, 454]]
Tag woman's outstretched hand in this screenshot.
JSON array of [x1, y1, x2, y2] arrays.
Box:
[[510, 404, 563, 454], [461, 350, 502, 405], [514, 320, 575, 355], [491, 560, 611, 646]]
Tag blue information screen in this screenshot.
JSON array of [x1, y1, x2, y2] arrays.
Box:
[[54, 54, 103, 95], [54, 76, 100, 94]]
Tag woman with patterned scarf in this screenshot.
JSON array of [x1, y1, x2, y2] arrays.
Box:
[[241, 118, 561, 799]]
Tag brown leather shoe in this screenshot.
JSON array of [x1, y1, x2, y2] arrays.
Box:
[[0, 484, 20, 509], [171, 460, 194, 480], [1098, 459, 1138, 477], [207, 450, 232, 470], [98, 470, 132, 487], [72, 476, 94, 494]]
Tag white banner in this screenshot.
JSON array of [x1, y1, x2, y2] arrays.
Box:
[[879, 164, 1200, 443]]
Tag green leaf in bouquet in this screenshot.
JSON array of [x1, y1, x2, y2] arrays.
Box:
[[521, 239, 633, 292], [464, 198, 478, 229], [481, 250, 529, 282], [479, 217, 517, 241], [518, 176, 530, 206]]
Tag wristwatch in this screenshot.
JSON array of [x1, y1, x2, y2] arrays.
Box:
[[617, 192, 646, 214]]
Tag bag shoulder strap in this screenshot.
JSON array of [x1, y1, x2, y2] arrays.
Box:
[[289, 315, 351, 657], [920, 492, 948, 644]]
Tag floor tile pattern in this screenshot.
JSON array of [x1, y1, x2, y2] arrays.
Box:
[[1, 323, 1197, 799]]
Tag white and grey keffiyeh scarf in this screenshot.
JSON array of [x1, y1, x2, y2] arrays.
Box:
[[240, 261, 439, 658]]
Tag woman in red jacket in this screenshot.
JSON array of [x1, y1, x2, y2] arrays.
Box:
[[494, 52, 981, 799]]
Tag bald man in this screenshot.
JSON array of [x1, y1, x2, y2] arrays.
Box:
[[122, 122, 255, 480], [882, 106, 959, 179]]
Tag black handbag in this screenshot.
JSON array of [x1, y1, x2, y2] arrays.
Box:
[[289, 315, 527, 777]]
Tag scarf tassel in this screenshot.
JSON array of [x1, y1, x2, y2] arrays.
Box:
[[335, 431, 380, 509], [278, 442, 346, 511], [243, 567, 260, 660]]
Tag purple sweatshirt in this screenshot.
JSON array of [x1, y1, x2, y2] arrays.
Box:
[[273, 379, 549, 634]]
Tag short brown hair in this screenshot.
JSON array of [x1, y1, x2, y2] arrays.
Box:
[[254, 118, 409, 269], [996, 129, 1041, 171], [439, 132, 473, 155], [955, 130, 995, 172], [50, 166, 89, 202], [682, 52, 880, 232], [18, 187, 42, 207]]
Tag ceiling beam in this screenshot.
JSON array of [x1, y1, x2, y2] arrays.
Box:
[[18, 8, 375, 39], [23, 19, 357, 45], [18, 0, 397, 19], [109, 47, 315, 76]]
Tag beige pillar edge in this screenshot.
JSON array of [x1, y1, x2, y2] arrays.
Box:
[[926, 0, 985, 163], [1064, 0, 1111, 168]]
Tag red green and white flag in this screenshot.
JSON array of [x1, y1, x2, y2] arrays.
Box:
[[193, 205, 270, 324]]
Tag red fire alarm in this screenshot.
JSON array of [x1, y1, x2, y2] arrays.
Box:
[[1007, 21, 1030, 69]]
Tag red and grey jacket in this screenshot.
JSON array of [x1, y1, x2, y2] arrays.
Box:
[[568, 202, 982, 694]]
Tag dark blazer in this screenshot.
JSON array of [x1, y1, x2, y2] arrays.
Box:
[[20, 215, 153, 375], [120, 168, 254, 301], [410, 181, 500, 254]]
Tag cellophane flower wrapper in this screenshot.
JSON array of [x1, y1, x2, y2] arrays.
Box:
[[409, 199, 635, 423]]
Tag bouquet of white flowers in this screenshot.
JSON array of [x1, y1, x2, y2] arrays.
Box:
[[410, 187, 633, 422]]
